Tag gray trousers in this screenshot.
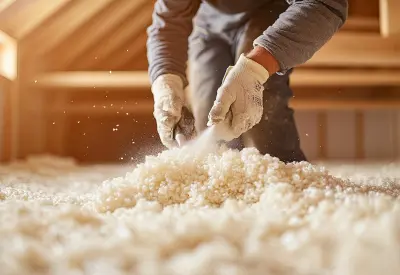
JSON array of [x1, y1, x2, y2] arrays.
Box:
[[188, 1, 307, 163]]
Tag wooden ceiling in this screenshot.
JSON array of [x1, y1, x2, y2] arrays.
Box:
[[0, 0, 154, 71], [0, 0, 390, 74]]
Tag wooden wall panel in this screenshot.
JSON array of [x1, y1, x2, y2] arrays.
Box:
[[41, 88, 160, 164], [0, 74, 13, 162], [395, 111, 400, 159], [0, 80, 3, 160], [363, 110, 397, 159], [380, 0, 400, 37], [64, 113, 162, 164], [326, 111, 356, 159], [348, 0, 379, 17]]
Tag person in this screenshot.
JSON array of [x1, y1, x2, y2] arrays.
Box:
[[146, 0, 348, 163]]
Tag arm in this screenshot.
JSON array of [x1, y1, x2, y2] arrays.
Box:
[[207, 0, 348, 139], [146, 0, 201, 148], [146, 0, 201, 87], [249, 0, 348, 73]]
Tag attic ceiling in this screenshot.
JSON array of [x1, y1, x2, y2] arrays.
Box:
[[0, 0, 154, 71], [0, 0, 383, 73], [0, 0, 70, 39]]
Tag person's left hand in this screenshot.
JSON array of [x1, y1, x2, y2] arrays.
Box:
[[207, 54, 270, 139]]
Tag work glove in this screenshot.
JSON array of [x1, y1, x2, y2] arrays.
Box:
[[151, 74, 196, 148], [207, 54, 270, 140]]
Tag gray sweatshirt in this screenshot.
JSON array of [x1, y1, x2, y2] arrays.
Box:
[[147, 0, 348, 87]]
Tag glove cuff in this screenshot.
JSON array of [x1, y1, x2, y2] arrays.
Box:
[[234, 54, 270, 84], [151, 74, 185, 99]]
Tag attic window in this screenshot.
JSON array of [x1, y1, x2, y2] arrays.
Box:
[[0, 31, 16, 81]]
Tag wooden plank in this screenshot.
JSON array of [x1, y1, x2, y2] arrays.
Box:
[[364, 110, 396, 159], [326, 111, 356, 159], [305, 32, 400, 67], [73, 3, 153, 70], [292, 69, 400, 86], [0, 0, 70, 39], [341, 16, 380, 32], [105, 32, 149, 70], [0, 0, 15, 13], [355, 111, 365, 159], [21, 0, 115, 57], [0, 75, 7, 161], [291, 100, 400, 110], [47, 0, 148, 70], [48, 100, 154, 115], [395, 111, 400, 158], [31, 69, 400, 90], [43, 98, 400, 115], [391, 111, 398, 159], [348, 0, 379, 18], [380, 0, 400, 37], [9, 69, 19, 160], [0, 30, 17, 80], [33, 71, 150, 89]]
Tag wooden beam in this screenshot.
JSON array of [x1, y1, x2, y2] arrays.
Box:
[[305, 32, 400, 67], [0, 0, 15, 13], [355, 111, 365, 159], [47, 0, 149, 70], [0, 0, 70, 39], [73, 3, 153, 70], [341, 16, 380, 33], [291, 69, 400, 86], [32, 68, 400, 90], [290, 99, 400, 110], [21, 0, 115, 57], [33, 71, 150, 89], [43, 98, 400, 117], [0, 75, 11, 161], [380, 0, 400, 37], [48, 100, 154, 115], [105, 32, 148, 70], [9, 47, 19, 160], [0, 30, 16, 80], [391, 111, 398, 158]]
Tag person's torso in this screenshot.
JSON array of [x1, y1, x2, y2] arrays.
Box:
[[194, 0, 285, 34], [204, 0, 270, 14]]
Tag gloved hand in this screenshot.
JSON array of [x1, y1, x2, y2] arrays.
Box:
[[151, 74, 196, 148], [207, 54, 270, 139]]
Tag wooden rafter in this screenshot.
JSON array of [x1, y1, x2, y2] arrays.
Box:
[[32, 71, 150, 89], [47, 0, 149, 71], [305, 32, 400, 67], [380, 0, 400, 37], [20, 0, 115, 57], [45, 99, 400, 116], [0, 74, 12, 161], [72, 2, 153, 70], [0, 0, 70, 39], [0, 0, 15, 13], [32, 68, 400, 90], [48, 100, 154, 115], [103, 32, 149, 70], [0, 30, 16, 80], [341, 16, 379, 33]]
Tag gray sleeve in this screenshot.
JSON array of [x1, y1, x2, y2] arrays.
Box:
[[253, 0, 348, 73], [147, 0, 201, 87]]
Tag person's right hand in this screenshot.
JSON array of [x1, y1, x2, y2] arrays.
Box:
[[151, 74, 196, 148]]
